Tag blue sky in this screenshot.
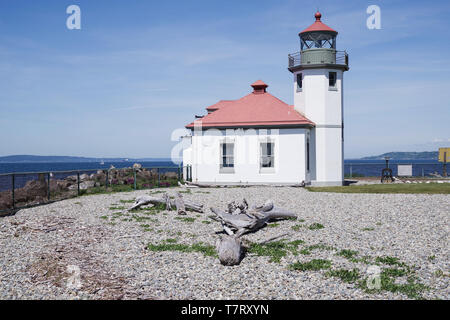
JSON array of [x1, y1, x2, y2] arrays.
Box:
[[0, 0, 449, 159]]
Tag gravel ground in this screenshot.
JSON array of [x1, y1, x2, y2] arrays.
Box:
[[0, 186, 448, 300]]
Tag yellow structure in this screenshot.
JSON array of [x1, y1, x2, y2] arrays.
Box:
[[438, 148, 450, 162]]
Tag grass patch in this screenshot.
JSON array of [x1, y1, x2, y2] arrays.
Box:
[[201, 220, 211, 224], [326, 268, 361, 283], [300, 244, 335, 255], [164, 238, 177, 243], [130, 203, 165, 217], [308, 223, 324, 230], [337, 249, 359, 260], [150, 190, 165, 194], [131, 214, 158, 223], [382, 267, 409, 278], [434, 270, 444, 277], [268, 223, 280, 228], [349, 254, 427, 299], [119, 199, 135, 203], [375, 256, 407, 267], [306, 183, 450, 194], [248, 240, 304, 263], [349, 255, 373, 264], [289, 259, 332, 271], [362, 227, 375, 231], [175, 217, 196, 223], [99, 215, 108, 220], [109, 206, 126, 210], [358, 273, 427, 299], [146, 242, 216, 257]]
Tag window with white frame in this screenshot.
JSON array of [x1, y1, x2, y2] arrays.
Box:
[[260, 141, 274, 169], [220, 142, 234, 173]]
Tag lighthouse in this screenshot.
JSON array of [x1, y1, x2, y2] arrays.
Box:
[[288, 12, 349, 186]]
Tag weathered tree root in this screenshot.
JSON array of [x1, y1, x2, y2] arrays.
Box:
[[211, 199, 296, 265]]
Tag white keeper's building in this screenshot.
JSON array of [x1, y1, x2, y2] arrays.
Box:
[[182, 12, 349, 186]]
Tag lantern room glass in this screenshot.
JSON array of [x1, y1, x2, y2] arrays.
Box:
[[300, 32, 336, 50]]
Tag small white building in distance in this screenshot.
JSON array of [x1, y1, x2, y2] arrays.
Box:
[[182, 12, 349, 186]]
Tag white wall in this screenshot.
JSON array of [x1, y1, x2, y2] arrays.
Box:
[[181, 136, 192, 180], [183, 128, 309, 184], [293, 68, 343, 125], [293, 68, 344, 186]]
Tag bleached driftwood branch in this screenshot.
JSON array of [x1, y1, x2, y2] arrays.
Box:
[[129, 194, 203, 213]]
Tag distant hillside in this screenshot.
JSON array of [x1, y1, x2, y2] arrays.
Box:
[[0, 155, 172, 163], [361, 152, 438, 160]]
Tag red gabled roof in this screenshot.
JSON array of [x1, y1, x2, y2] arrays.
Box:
[[205, 100, 234, 112], [186, 81, 314, 129], [300, 11, 337, 34]]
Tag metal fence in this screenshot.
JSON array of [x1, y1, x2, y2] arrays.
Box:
[[288, 50, 348, 68], [344, 162, 446, 178], [0, 165, 193, 216]]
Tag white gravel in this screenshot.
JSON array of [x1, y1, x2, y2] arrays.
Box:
[[0, 186, 448, 300]]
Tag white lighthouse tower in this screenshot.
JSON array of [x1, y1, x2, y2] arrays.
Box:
[[288, 11, 349, 186]]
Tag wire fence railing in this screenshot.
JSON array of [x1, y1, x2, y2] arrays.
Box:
[[344, 162, 446, 178], [0, 165, 193, 216]]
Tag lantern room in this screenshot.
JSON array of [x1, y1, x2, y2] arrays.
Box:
[[288, 11, 348, 70], [299, 12, 337, 50]]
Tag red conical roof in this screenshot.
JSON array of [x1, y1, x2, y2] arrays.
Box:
[[300, 11, 337, 34]]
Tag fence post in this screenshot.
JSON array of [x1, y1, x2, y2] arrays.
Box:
[[133, 169, 137, 190], [178, 165, 181, 182], [12, 174, 15, 210], [77, 172, 80, 196], [350, 165, 352, 178], [444, 153, 448, 177], [105, 170, 109, 190], [47, 172, 51, 201]]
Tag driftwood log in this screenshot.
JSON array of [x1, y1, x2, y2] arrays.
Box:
[[211, 199, 296, 265], [215, 235, 243, 266], [129, 194, 203, 213], [174, 192, 186, 215]]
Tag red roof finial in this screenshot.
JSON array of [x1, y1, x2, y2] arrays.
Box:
[[251, 80, 268, 94], [299, 11, 337, 34], [315, 11, 322, 21]]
